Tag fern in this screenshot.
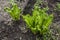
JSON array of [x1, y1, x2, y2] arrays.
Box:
[[23, 5, 53, 35], [4, 0, 21, 21]]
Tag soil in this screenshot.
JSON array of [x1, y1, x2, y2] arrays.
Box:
[[0, 0, 60, 40]]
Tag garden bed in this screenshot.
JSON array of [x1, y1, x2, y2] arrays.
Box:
[[0, 0, 60, 40]]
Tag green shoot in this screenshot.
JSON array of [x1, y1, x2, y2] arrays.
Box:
[[4, 0, 21, 21]]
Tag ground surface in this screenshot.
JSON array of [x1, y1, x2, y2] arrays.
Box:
[[0, 0, 60, 40]]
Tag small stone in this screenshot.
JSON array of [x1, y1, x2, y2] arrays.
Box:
[[20, 37, 22, 40], [19, 26, 28, 33], [4, 21, 8, 24], [2, 37, 7, 40], [56, 34, 59, 36]]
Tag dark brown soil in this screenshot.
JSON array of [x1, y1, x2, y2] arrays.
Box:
[[0, 0, 60, 40]]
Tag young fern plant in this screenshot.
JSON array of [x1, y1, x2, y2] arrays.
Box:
[[4, 0, 21, 21], [23, 5, 53, 35]]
